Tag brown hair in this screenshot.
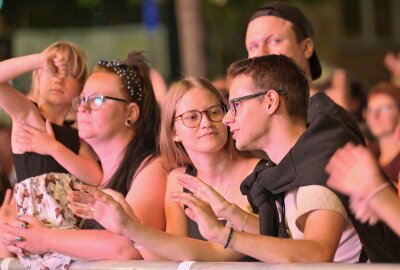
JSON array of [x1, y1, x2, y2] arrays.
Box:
[[160, 78, 239, 171], [31, 41, 88, 99], [368, 81, 400, 108], [227, 54, 309, 123], [92, 52, 161, 196]]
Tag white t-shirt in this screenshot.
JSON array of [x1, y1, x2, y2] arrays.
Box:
[[277, 185, 362, 263]]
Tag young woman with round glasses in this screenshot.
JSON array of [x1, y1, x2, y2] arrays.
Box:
[[68, 77, 262, 261], [2, 52, 167, 264]]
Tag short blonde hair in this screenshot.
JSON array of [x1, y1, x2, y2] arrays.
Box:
[[160, 77, 238, 171], [31, 41, 88, 100]]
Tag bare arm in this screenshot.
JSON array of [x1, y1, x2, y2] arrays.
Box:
[[369, 187, 400, 235], [130, 169, 247, 261], [172, 191, 346, 263], [15, 121, 102, 186], [2, 157, 167, 260], [327, 143, 400, 231], [0, 54, 47, 126]]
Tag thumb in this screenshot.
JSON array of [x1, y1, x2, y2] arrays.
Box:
[[45, 119, 54, 136]]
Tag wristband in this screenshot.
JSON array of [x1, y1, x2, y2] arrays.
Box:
[[224, 227, 234, 249], [365, 182, 390, 205]]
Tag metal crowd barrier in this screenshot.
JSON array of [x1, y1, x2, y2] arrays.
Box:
[[0, 258, 399, 270]]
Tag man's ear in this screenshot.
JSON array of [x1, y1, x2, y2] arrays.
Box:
[[265, 90, 280, 114], [302, 38, 314, 60]]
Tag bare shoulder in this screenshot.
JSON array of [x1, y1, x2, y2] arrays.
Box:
[[166, 167, 186, 192]]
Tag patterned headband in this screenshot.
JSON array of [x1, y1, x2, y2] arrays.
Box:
[[98, 60, 143, 104]]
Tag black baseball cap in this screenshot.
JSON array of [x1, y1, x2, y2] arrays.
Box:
[[249, 1, 322, 80]]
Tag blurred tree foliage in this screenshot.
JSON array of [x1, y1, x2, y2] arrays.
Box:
[[0, 0, 321, 79]]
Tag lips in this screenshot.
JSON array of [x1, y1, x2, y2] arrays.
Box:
[[198, 131, 216, 139], [229, 128, 238, 139]]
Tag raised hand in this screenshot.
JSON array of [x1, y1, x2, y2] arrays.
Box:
[[39, 52, 70, 78], [176, 174, 233, 219], [170, 191, 225, 243], [14, 120, 56, 155], [68, 184, 139, 235], [326, 143, 385, 200]]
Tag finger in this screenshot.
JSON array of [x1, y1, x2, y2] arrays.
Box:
[[68, 191, 95, 206], [19, 123, 41, 135], [45, 119, 55, 136], [176, 174, 199, 193], [75, 183, 101, 194], [5, 244, 24, 256], [2, 231, 20, 245], [184, 207, 197, 223], [17, 215, 38, 225], [102, 189, 125, 201], [170, 191, 205, 210], [3, 189, 13, 206], [67, 203, 94, 219]]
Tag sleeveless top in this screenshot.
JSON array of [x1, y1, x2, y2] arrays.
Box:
[[183, 164, 258, 262], [13, 123, 80, 182]]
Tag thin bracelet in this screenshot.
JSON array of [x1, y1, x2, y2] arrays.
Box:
[[240, 212, 250, 232], [364, 182, 390, 205], [224, 227, 234, 249]]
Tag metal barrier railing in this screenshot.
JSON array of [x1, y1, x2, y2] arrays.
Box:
[[1, 258, 399, 270]]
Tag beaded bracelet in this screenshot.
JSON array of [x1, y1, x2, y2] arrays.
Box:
[[224, 227, 234, 249]]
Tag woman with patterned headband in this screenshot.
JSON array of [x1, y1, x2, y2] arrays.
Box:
[[68, 77, 262, 262], [1, 52, 167, 265]]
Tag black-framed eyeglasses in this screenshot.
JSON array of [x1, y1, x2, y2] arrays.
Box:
[[72, 94, 128, 112], [174, 104, 227, 128], [228, 89, 287, 116]]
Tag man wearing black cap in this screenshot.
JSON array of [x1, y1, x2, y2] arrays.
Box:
[[245, 1, 364, 142], [239, 1, 400, 262]]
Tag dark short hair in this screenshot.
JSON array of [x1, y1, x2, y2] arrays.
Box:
[[249, 1, 321, 80], [228, 54, 309, 123]]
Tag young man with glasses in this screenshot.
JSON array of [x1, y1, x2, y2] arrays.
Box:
[[173, 55, 370, 262], [234, 1, 400, 262], [174, 54, 365, 263]]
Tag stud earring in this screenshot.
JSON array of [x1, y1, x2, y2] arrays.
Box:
[[126, 119, 133, 126]]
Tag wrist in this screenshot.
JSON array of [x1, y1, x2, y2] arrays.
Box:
[[364, 182, 391, 206], [368, 183, 393, 209], [220, 202, 237, 221], [214, 226, 232, 246]]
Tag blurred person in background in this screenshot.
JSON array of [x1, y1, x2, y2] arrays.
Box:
[[364, 82, 400, 185]]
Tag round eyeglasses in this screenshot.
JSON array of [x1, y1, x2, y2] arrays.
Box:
[[174, 104, 226, 128], [72, 94, 128, 112]]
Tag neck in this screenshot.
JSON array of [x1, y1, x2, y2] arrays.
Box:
[[89, 133, 132, 184], [309, 83, 319, 96], [262, 117, 306, 164], [38, 103, 70, 125], [189, 150, 238, 186]]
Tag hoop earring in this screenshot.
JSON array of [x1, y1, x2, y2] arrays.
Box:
[[125, 119, 133, 126]]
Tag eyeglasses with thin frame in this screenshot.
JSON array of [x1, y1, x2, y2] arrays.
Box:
[[228, 89, 287, 116], [72, 94, 128, 112], [174, 104, 227, 128]]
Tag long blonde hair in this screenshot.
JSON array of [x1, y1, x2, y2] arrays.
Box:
[[160, 77, 239, 171], [30, 41, 88, 100]]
